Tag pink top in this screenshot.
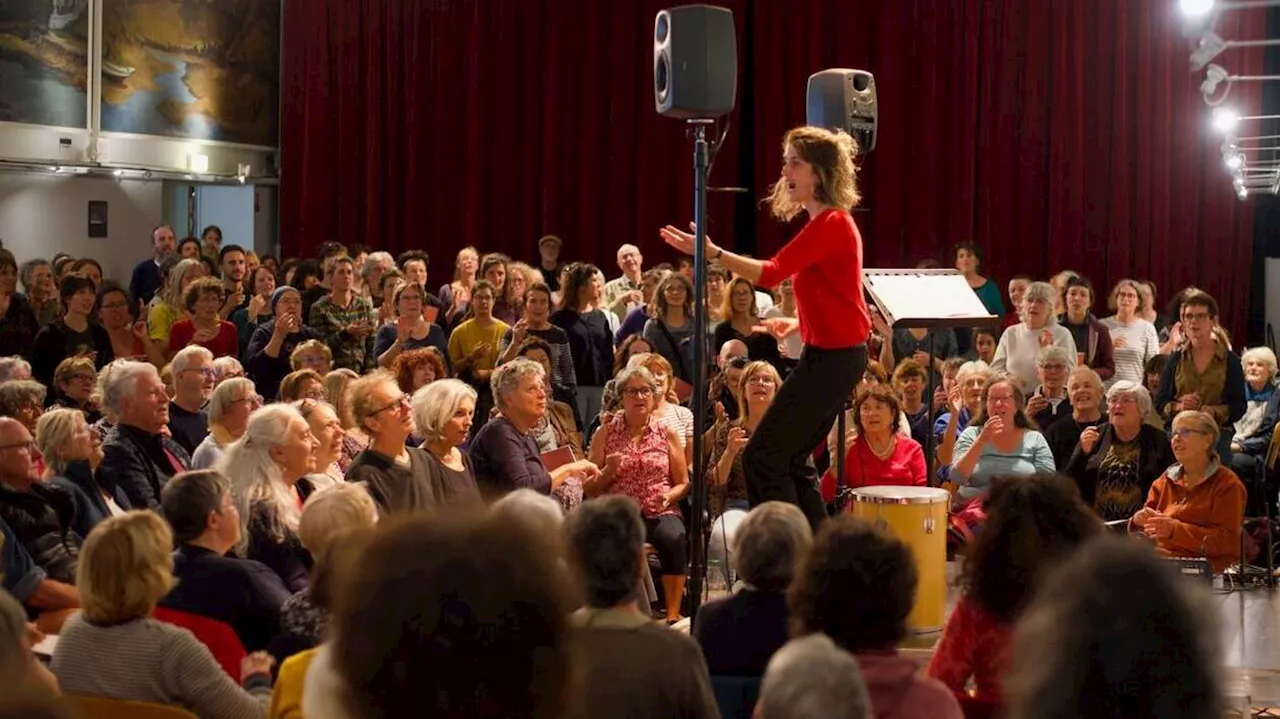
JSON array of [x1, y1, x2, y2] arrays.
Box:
[[603, 414, 675, 519]]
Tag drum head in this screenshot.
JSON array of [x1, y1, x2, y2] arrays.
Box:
[[851, 486, 951, 505]]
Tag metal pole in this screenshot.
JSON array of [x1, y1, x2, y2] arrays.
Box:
[[687, 119, 712, 621]]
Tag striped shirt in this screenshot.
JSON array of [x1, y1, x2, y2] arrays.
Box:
[[1099, 316, 1160, 389], [52, 614, 270, 718]]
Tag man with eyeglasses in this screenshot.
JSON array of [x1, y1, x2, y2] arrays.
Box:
[[0, 417, 85, 631], [168, 345, 215, 455]]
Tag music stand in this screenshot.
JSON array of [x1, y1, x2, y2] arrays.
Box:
[[834, 270, 999, 502]]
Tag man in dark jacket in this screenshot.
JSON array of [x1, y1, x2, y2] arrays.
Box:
[[129, 224, 176, 306], [0, 418, 82, 585], [246, 286, 323, 401], [159, 470, 291, 652], [97, 361, 190, 511]]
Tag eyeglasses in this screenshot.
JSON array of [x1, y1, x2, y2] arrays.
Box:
[[1040, 363, 1068, 372], [371, 393, 411, 415], [68, 373, 95, 383], [234, 394, 265, 407], [0, 440, 36, 452], [1171, 428, 1210, 440], [745, 375, 777, 386], [219, 371, 246, 380], [1107, 395, 1136, 406], [184, 367, 218, 379], [622, 387, 654, 398], [303, 389, 327, 401]]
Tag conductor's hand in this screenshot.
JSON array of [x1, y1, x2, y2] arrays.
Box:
[[659, 223, 718, 258], [758, 316, 800, 340]]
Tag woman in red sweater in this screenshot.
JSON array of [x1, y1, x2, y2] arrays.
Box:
[[661, 126, 870, 529], [820, 384, 926, 503], [168, 276, 238, 359], [926, 474, 1100, 707]]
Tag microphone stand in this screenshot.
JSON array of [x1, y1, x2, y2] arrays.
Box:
[[687, 118, 713, 622]]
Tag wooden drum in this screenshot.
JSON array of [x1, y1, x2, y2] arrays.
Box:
[[850, 486, 950, 633]]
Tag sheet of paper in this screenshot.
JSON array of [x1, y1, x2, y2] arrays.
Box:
[[865, 272, 994, 324]]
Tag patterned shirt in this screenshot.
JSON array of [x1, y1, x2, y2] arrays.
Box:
[[308, 293, 376, 372]]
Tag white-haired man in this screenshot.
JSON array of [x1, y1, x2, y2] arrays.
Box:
[[602, 244, 644, 322], [168, 345, 215, 454], [98, 360, 190, 511]]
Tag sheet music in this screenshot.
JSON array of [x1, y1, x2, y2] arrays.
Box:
[[865, 271, 994, 325]]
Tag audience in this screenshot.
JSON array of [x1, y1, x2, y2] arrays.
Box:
[[1230, 346, 1280, 487], [564, 496, 718, 719], [295, 398, 347, 487], [35, 408, 117, 537], [167, 344, 215, 454], [344, 371, 442, 514], [412, 378, 483, 505], [516, 338, 584, 457], [1101, 278, 1161, 389], [949, 376, 1055, 503], [756, 634, 870, 719], [0, 417, 83, 589], [30, 273, 114, 386], [992, 280, 1078, 391], [193, 377, 262, 469], [48, 356, 101, 423], [246, 286, 324, 402], [1042, 365, 1106, 467], [98, 360, 192, 509], [641, 272, 695, 383], [1058, 275, 1116, 381]]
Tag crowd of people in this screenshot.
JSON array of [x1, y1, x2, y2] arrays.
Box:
[[0, 149, 1263, 716]]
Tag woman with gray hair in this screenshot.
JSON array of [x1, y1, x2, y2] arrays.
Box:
[[694, 502, 813, 677], [1026, 345, 1073, 429], [219, 403, 319, 591], [1042, 366, 1106, 467], [1065, 380, 1172, 521], [992, 280, 1078, 392], [412, 378, 482, 504], [757, 634, 870, 719], [469, 357, 598, 501], [1229, 346, 1280, 487], [0, 380, 45, 434], [0, 356, 31, 382], [192, 377, 261, 469]]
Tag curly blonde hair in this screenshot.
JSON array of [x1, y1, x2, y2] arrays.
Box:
[[766, 126, 860, 221]]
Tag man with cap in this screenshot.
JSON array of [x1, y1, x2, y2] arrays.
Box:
[[537, 234, 563, 293], [245, 286, 324, 401]]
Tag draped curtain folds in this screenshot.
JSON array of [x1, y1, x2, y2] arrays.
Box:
[[282, 0, 1263, 337]]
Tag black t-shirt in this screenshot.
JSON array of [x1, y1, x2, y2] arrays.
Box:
[[1061, 317, 1090, 359], [63, 324, 96, 358], [168, 402, 210, 455]]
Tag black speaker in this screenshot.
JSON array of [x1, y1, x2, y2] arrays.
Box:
[[806, 69, 878, 153], [653, 5, 737, 119]]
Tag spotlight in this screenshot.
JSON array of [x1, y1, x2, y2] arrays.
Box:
[[1181, 0, 1215, 17], [1238, 185, 1249, 200], [1225, 151, 1244, 170], [1213, 107, 1240, 133]]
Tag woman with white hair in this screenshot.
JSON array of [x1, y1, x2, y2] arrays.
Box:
[[1042, 366, 1106, 467], [294, 399, 347, 487], [1229, 346, 1280, 485], [991, 281, 1077, 392], [1026, 345, 1073, 430], [1065, 380, 1173, 522], [413, 378, 482, 504], [934, 360, 993, 484], [192, 378, 261, 470], [219, 404, 319, 592], [37, 408, 127, 537], [470, 358, 599, 502]]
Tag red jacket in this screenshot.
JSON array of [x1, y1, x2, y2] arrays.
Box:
[[757, 209, 869, 350]]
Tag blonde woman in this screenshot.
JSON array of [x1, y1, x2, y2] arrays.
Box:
[[713, 276, 782, 368], [51, 511, 275, 715], [439, 245, 479, 326], [278, 368, 325, 403], [49, 355, 101, 423], [294, 399, 346, 487], [37, 408, 125, 534], [323, 368, 366, 471], [148, 258, 207, 350], [289, 339, 333, 375], [192, 378, 262, 470], [219, 404, 319, 592]]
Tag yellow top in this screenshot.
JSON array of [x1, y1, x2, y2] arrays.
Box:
[[448, 318, 510, 371], [268, 647, 318, 719], [148, 302, 183, 343]]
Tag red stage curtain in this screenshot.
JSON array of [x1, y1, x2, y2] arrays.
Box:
[[282, 0, 1262, 337]]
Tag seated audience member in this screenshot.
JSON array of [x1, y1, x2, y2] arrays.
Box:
[[51, 511, 274, 714], [788, 515, 961, 719], [345, 371, 443, 515], [167, 345, 215, 455], [96, 282, 166, 366], [1065, 381, 1173, 521], [411, 379, 483, 505], [516, 338, 583, 458], [1026, 346, 1073, 429], [0, 356, 32, 382], [290, 340, 333, 376], [641, 273, 696, 383], [1, 515, 78, 632], [615, 334, 656, 379], [1144, 353, 1169, 430], [927, 475, 1100, 706], [1230, 346, 1280, 483], [755, 634, 870, 719], [214, 356, 246, 384], [168, 276, 239, 359], [390, 346, 446, 395], [470, 358, 598, 500], [0, 418, 83, 588], [278, 368, 326, 404], [823, 384, 926, 501], [307, 512, 573, 719], [221, 405, 319, 592], [933, 360, 992, 481], [1007, 537, 1223, 719], [1058, 275, 1115, 382], [1154, 289, 1245, 463], [30, 273, 114, 386], [280, 484, 379, 652], [1043, 366, 1106, 467], [564, 496, 719, 719], [1130, 410, 1246, 573], [36, 409, 122, 537], [0, 251, 40, 358], [0, 589, 60, 698], [193, 378, 262, 470], [232, 266, 278, 357], [374, 280, 450, 370], [694, 502, 812, 677], [630, 352, 695, 461], [294, 399, 346, 488], [322, 369, 363, 469], [308, 256, 377, 372], [148, 258, 207, 351], [991, 280, 1077, 392], [0, 379, 46, 436], [883, 321, 959, 390], [588, 365, 689, 623], [159, 470, 291, 653], [714, 276, 782, 369], [707, 361, 780, 573], [48, 356, 102, 424], [949, 377, 1055, 502], [246, 286, 324, 403], [891, 359, 931, 447]]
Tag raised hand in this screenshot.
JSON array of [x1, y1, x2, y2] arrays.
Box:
[[1025, 395, 1049, 417], [1038, 329, 1054, 348], [725, 426, 749, 456], [977, 415, 1005, 444], [758, 316, 800, 340], [1079, 425, 1100, 453]]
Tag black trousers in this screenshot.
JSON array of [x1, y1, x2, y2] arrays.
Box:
[[742, 344, 868, 530], [644, 514, 687, 576]]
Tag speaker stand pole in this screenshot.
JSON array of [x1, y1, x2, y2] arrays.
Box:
[[687, 118, 713, 624]]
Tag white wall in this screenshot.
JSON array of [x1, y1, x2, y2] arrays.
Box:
[[194, 185, 254, 252], [253, 185, 278, 258], [0, 172, 163, 286]]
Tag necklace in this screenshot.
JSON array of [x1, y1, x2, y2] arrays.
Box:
[[866, 433, 896, 460]]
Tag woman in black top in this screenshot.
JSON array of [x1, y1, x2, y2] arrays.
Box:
[[30, 274, 113, 386], [712, 276, 781, 370], [412, 378, 482, 506], [550, 263, 614, 426]]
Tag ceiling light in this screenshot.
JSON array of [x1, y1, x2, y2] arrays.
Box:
[[1181, 0, 1215, 17], [1213, 107, 1240, 133]]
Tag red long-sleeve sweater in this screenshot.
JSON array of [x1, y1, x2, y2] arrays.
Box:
[[757, 208, 870, 350]]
